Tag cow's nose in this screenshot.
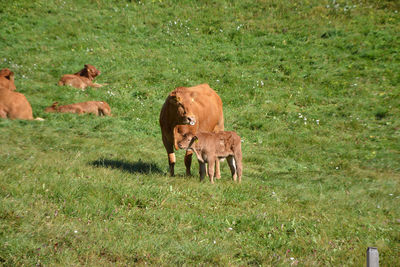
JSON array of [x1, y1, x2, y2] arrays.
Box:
[[187, 116, 196, 125]]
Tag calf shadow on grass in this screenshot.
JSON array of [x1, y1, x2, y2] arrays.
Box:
[[90, 158, 163, 174]]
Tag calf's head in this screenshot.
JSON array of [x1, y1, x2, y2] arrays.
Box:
[[75, 64, 101, 80], [177, 133, 198, 150], [168, 90, 196, 125], [45, 102, 59, 113]]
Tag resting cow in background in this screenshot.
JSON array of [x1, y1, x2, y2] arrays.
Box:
[[45, 101, 111, 116], [0, 87, 33, 120], [0, 68, 16, 91], [58, 64, 105, 90], [159, 83, 224, 176]]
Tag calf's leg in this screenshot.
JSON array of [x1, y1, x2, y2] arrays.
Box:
[[227, 155, 237, 182], [184, 150, 193, 176], [199, 161, 206, 181], [215, 160, 221, 179], [207, 158, 216, 184], [234, 149, 243, 183]]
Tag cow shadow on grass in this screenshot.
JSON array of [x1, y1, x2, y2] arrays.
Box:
[[90, 158, 163, 174]]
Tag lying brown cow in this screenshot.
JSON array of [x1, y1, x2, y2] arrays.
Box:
[[159, 83, 224, 176], [58, 64, 104, 90], [0, 68, 16, 91], [0, 87, 33, 120], [177, 131, 243, 184], [45, 101, 111, 116]]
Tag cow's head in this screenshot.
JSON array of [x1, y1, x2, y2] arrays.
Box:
[[168, 90, 196, 125], [177, 132, 197, 150], [0, 68, 16, 90]]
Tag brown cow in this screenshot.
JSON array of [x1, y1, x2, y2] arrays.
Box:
[[0, 87, 33, 120], [177, 131, 243, 184], [58, 64, 105, 90], [0, 68, 16, 91], [159, 83, 224, 176], [45, 101, 111, 116]]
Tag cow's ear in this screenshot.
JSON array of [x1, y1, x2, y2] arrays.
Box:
[[168, 94, 181, 105], [84, 64, 89, 68], [0, 68, 13, 80], [8, 70, 14, 80], [52, 102, 59, 107], [168, 95, 176, 105], [193, 136, 199, 142]]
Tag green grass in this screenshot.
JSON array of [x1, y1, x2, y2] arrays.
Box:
[[1, 0, 399, 265]]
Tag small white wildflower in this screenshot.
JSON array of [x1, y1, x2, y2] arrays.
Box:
[[260, 80, 264, 86], [272, 191, 276, 195], [290, 257, 295, 260], [228, 227, 233, 231], [336, 167, 339, 170], [216, 79, 220, 82], [74, 230, 78, 233], [316, 120, 320, 125], [213, 240, 216, 244], [389, 194, 393, 196]]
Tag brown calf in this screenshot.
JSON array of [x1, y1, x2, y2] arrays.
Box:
[[0, 87, 33, 120], [58, 64, 105, 90], [45, 101, 111, 116], [178, 131, 243, 184]]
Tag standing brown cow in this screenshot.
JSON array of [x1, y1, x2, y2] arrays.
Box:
[[0, 68, 16, 91], [159, 84, 224, 176]]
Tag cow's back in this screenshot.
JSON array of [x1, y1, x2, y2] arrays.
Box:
[[188, 84, 224, 132]]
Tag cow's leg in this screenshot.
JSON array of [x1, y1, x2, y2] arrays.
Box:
[[208, 158, 216, 184], [184, 150, 193, 176], [227, 155, 237, 182], [162, 134, 175, 176], [234, 150, 243, 183], [199, 161, 206, 181]]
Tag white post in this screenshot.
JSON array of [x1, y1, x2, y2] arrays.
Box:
[[366, 247, 379, 267]]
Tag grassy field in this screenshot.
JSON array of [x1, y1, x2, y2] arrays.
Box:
[[1, 0, 399, 265]]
